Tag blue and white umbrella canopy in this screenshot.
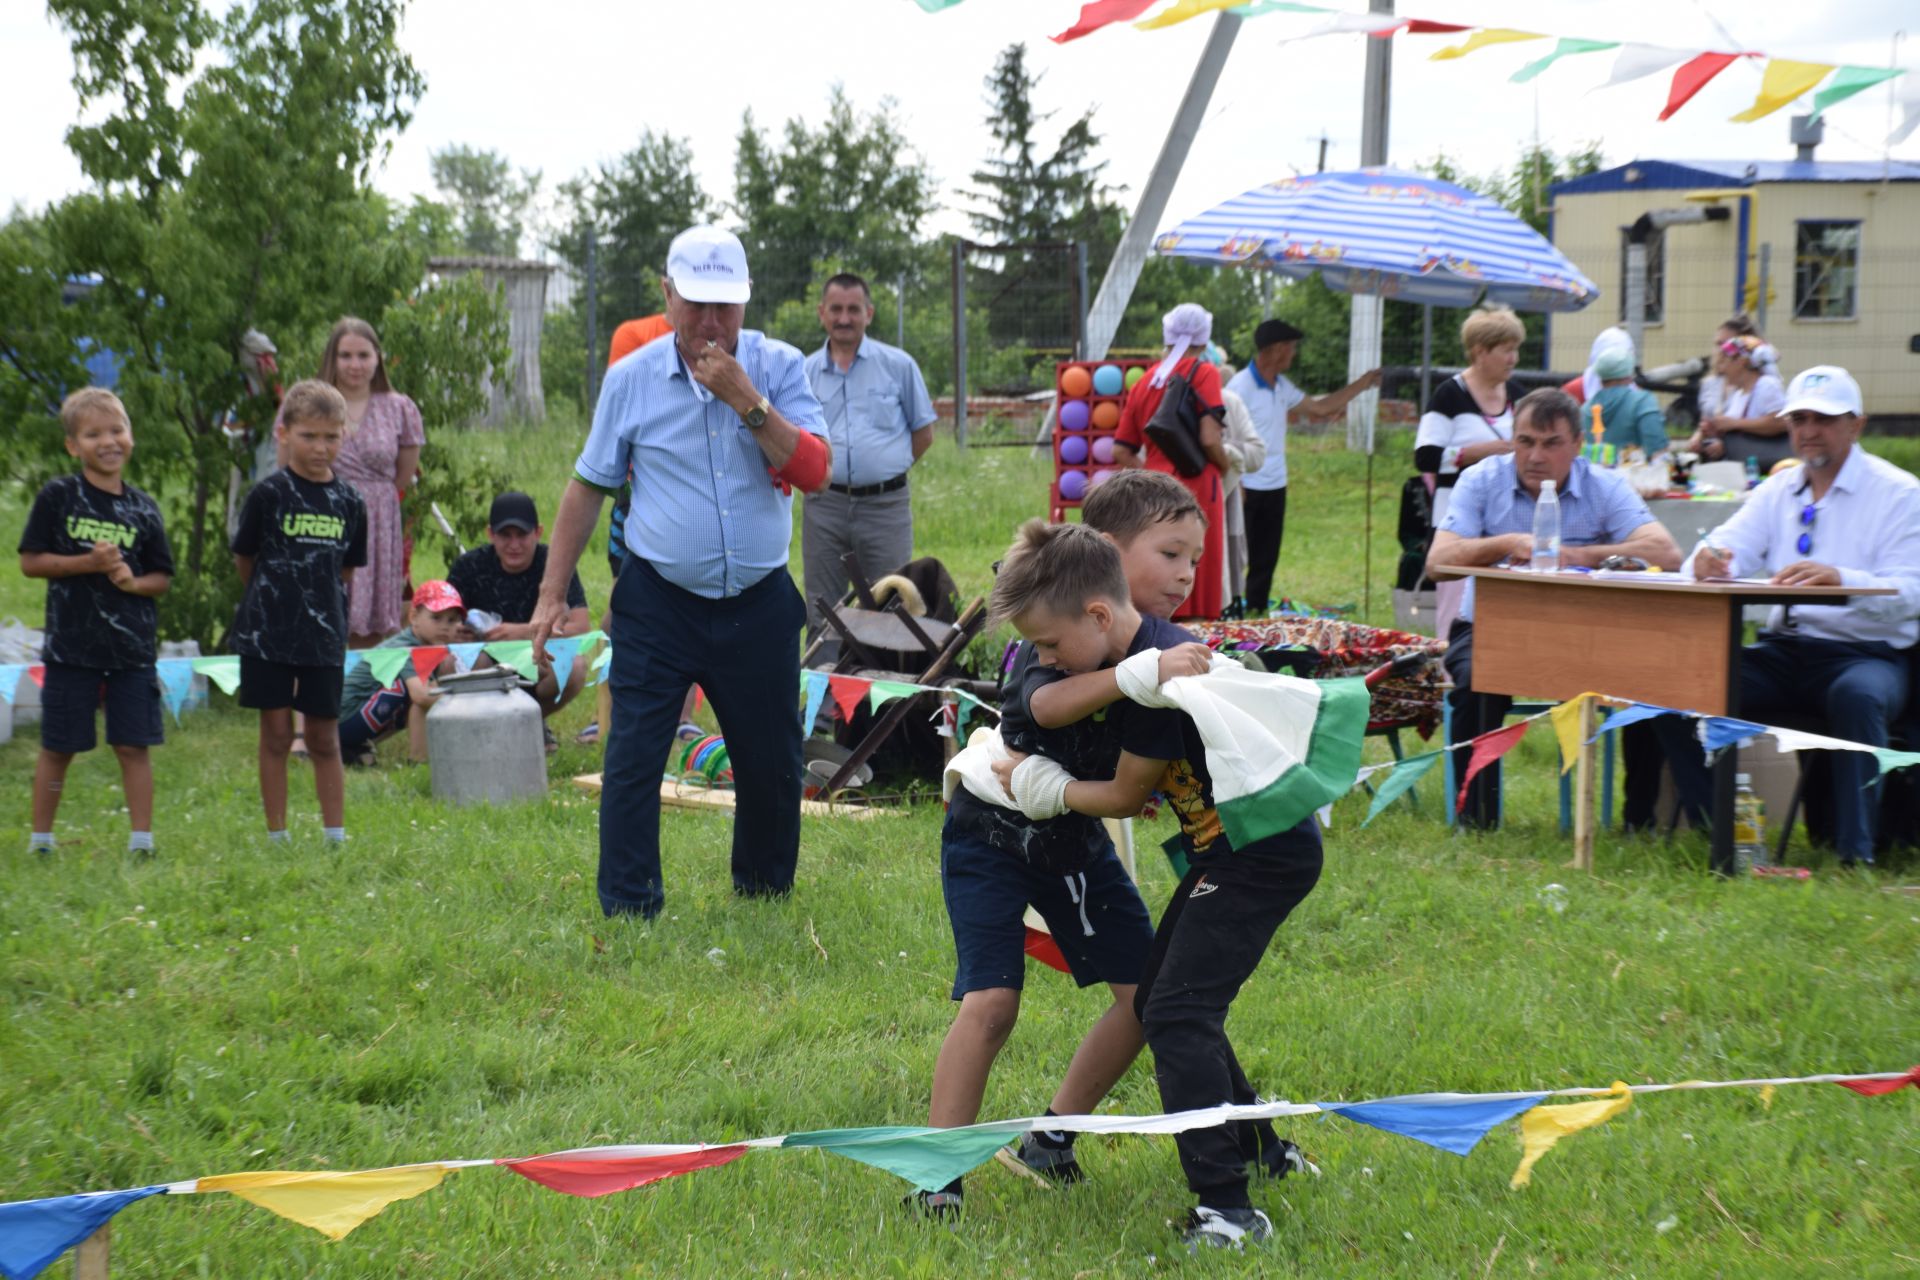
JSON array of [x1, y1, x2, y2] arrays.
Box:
[[1155, 168, 1599, 313]]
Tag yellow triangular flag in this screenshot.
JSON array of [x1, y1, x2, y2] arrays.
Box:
[[1548, 692, 1601, 776], [1730, 59, 1834, 122], [1431, 29, 1544, 61], [1135, 0, 1240, 31], [199, 1165, 449, 1240], [1511, 1082, 1632, 1188]]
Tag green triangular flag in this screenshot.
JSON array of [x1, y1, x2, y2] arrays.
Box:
[[191, 655, 242, 695], [484, 640, 539, 680], [1511, 37, 1619, 84], [366, 647, 411, 686], [781, 1124, 1026, 1192], [1810, 65, 1903, 120], [1231, 1, 1333, 17], [1360, 751, 1443, 827], [868, 680, 921, 712], [1870, 746, 1920, 778]]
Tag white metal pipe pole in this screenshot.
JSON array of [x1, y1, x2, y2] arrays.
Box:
[[1081, 11, 1243, 361], [1347, 0, 1393, 451]]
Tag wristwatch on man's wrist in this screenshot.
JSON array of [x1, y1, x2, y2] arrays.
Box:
[[742, 396, 770, 430]]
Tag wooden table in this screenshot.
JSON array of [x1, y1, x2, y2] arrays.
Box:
[[1435, 566, 1893, 873]]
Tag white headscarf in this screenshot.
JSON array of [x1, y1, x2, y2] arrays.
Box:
[[1581, 327, 1634, 402], [1152, 303, 1214, 387]]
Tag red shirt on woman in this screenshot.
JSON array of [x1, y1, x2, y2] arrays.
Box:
[[1116, 357, 1226, 620]]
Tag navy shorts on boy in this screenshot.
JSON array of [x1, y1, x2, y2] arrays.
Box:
[[945, 614, 1190, 873], [230, 469, 367, 709], [942, 814, 1153, 997], [19, 473, 174, 754]]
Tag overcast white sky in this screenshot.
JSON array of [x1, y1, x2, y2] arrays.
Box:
[[5, 1, 1916, 244]]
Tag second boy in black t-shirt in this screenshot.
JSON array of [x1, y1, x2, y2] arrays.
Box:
[[231, 380, 368, 846]]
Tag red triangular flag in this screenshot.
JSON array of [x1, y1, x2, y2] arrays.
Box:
[[828, 675, 871, 723], [1024, 924, 1073, 975], [1381, 19, 1472, 37], [500, 1145, 749, 1197], [1832, 1065, 1920, 1097], [1455, 721, 1533, 815], [1051, 0, 1155, 44], [27, 664, 45, 688], [1660, 52, 1743, 121], [410, 646, 449, 678]]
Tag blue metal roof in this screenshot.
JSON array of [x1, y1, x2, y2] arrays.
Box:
[[1552, 158, 1920, 196]]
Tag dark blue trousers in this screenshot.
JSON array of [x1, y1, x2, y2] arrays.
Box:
[[598, 558, 805, 917], [1668, 634, 1908, 862]]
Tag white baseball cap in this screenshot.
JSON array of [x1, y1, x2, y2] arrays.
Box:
[[1778, 365, 1863, 418], [666, 225, 751, 305]]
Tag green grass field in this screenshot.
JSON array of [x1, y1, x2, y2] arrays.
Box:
[[3, 423, 1918, 1278]]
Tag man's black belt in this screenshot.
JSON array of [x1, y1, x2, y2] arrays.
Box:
[[828, 474, 908, 497]]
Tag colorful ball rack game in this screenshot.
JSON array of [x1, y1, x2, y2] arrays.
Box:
[[1051, 358, 1153, 520]]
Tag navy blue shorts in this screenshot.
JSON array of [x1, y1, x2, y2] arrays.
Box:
[[940, 814, 1153, 998], [39, 662, 164, 754], [339, 684, 410, 750], [237, 655, 343, 718]]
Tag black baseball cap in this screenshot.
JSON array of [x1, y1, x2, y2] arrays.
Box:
[[1254, 319, 1304, 350], [488, 491, 539, 532]]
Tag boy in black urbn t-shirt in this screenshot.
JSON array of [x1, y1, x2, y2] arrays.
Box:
[[230, 380, 368, 846], [18, 388, 174, 857]]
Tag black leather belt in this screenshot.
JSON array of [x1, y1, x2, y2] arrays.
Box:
[[828, 474, 908, 497]]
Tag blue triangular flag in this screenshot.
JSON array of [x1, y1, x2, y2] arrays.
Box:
[[449, 642, 484, 673], [156, 660, 196, 725], [546, 636, 581, 677], [1318, 1094, 1548, 1156], [0, 1186, 165, 1280], [0, 666, 21, 705], [342, 651, 365, 676], [1586, 701, 1679, 741], [801, 671, 829, 732], [1700, 715, 1769, 755]]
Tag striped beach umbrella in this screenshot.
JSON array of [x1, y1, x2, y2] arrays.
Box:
[[1154, 167, 1599, 312]]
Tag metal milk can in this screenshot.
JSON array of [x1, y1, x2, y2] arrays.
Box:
[[425, 668, 546, 805]]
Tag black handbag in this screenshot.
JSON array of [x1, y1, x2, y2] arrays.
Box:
[[1144, 371, 1209, 478]]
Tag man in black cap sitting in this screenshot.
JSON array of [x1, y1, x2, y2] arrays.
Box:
[[447, 491, 592, 741], [1225, 320, 1380, 614]]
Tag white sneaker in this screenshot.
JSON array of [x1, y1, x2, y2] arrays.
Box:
[[1180, 1205, 1274, 1253]]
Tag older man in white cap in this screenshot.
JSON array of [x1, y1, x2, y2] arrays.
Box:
[[1677, 366, 1920, 865], [532, 226, 831, 917]]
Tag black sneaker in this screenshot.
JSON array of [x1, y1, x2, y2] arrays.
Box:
[[542, 725, 559, 755], [1255, 1138, 1319, 1180], [1179, 1205, 1274, 1253], [903, 1189, 963, 1220], [995, 1134, 1084, 1186]]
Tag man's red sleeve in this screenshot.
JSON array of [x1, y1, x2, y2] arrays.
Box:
[[772, 429, 830, 493]]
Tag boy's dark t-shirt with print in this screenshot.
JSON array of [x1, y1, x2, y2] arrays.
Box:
[[948, 615, 1187, 873], [229, 469, 369, 665], [446, 545, 586, 625], [18, 473, 175, 669]]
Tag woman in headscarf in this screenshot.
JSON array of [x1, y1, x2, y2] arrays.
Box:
[[1686, 332, 1789, 469], [1114, 303, 1228, 620]]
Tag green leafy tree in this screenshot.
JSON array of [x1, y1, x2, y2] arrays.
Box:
[[552, 130, 709, 371], [733, 87, 936, 318], [429, 144, 540, 258], [2, 0, 438, 644]]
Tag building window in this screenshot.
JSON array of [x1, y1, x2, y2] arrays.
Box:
[[1617, 227, 1664, 325], [1794, 220, 1859, 320]]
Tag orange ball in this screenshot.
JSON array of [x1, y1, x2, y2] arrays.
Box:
[[1059, 366, 1092, 398], [1090, 401, 1120, 430]]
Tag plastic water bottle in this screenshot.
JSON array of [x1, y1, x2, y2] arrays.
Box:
[[1733, 773, 1768, 873], [1531, 479, 1561, 573]]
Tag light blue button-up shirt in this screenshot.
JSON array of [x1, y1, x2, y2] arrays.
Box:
[[803, 336, 938, 487], [576, 330, 826, 599], [1439, 456, 1656, 622]]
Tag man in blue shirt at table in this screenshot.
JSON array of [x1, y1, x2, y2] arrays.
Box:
[[1425, 388, 1681, 829], [801, 272, 938, 655], [531, 225, 831, 919]]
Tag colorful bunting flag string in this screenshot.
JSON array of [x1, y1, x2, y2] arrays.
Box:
[[3, 1068, 1910, 1278]]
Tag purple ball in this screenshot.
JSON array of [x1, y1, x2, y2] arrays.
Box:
[[1058, 469, 1088, 500], [1059, 435, 1090, 465], [1089, 468, 1116, 489], [1091, 435, 1115, 464], [1058, 399, 1091, 432]]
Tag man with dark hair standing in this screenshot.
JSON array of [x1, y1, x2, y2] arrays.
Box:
[[531, 225, 830, 919], [1425, 389, 1680, 828], [801, 272, 937, 653], [1226, 319, 1380, 614]]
